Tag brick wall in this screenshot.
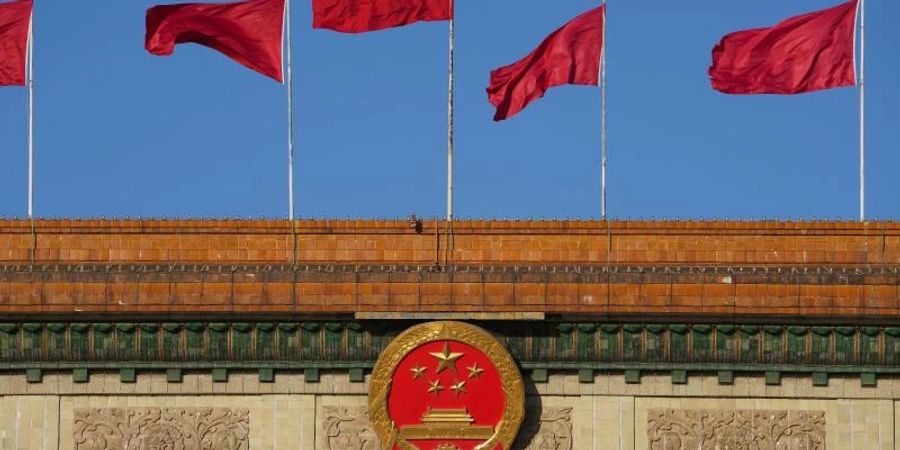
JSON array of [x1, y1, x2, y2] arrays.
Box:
[[0, 219, 897, 318], [0, 219, 898, 265]]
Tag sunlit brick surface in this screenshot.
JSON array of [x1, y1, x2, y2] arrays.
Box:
[[0, 219, 897, 317]]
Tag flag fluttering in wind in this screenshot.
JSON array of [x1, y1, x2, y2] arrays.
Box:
[[0, 0, 32, 87], [709, 0, 858, 95], [146, 0, 286, 82], [312, 0, 452, 33], [487, 6, 604, 121]]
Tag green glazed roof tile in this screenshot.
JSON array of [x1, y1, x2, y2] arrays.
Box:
[[860, 327, 879, 336], [208, 323, 229, 333], [232, 323, 253, 333], [115, 323, 136, 333], [599, 324, 619, 334], [256, 323, 276, 332], [300, 323, 320, 332], [716, 325, 736, 335]]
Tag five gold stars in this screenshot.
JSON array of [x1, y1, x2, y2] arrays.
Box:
[[429, 342, 464, 374], [416, 342, 486, 398]]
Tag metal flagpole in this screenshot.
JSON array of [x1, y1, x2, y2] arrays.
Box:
[[446, 0, 455, 222], [285, 0, 295, 221], [858, 0, 865, 222], [600, 0, 607, 220], [27, 10, 34, 219]]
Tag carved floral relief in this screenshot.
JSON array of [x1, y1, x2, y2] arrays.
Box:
[[73, 407, 249, 450], [514, 407, 573, 450], [320, 406, 379, 450], [647, 409, 825, 450]]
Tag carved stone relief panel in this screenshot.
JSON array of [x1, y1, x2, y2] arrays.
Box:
[[647, 409, 825, 450], [513, 407, 573, 450], [73, 407, 249, 450], [320, 406, 379, 450]]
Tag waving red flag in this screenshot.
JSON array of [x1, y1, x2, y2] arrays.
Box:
[[0, 0, 31, 86], [313, 0, 452, 33], [146, 0, 285, 82], [487, 6, 604, 121], [710, 0, 858, 95]]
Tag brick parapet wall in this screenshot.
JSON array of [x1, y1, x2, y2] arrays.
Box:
[[0, 219, 898, 265], [0, 220, 897, 318]]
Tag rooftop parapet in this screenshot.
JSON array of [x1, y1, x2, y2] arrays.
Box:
[[0, 219, 897, 319]]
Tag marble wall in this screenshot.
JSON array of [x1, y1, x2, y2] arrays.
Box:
[[0, 373, 897, 449]]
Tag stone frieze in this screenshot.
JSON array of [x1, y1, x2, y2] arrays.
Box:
[[73, 407, 249, 450], [514, 407, 573, 450], [647, 408, 825, 450], [320, 406, 379, 450]]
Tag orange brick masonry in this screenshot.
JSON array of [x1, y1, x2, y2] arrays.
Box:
[[0, 219, 897, 319]]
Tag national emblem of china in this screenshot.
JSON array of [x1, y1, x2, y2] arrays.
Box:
[[369, 321, 525, 450]]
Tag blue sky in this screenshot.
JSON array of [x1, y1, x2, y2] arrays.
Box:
[[0, 0, 896, 220]]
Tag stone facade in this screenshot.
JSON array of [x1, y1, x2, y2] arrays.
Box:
[[0, 220, 896, 449], [0, 373, 898, 449]]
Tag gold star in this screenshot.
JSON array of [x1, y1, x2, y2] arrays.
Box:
[[450, 379, 467, 397], [429, 342, 464, 374], [410, 364, 426, 379], [427, 379, 444, 395], [467, 362, 485, 379]]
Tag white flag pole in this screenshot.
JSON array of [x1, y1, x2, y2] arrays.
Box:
[[27, 10, 34, 219], [446, 0, 455, 222], [600, 0, 607, 220], [858, 0, 865, 222], [285, 0, 295, 221]]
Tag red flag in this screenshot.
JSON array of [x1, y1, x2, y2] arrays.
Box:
[[146, 0, 285, 82], [710, 0, 858, 95], [312, 0, 452, 33], [487, 6, 604, 121], [0, 0, 31, 87]]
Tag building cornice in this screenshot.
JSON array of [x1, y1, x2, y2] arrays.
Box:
[[0, 320, 896, 387]]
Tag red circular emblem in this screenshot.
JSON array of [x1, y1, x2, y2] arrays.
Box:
[[369, 321, 525, 450]]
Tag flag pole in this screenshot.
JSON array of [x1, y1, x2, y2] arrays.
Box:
[[446, 0, 455, 223], [285, 0, 295, 221], [858, 0, 865, 222], [27, 10, 34, 219], [600, 0, 607, 220]]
